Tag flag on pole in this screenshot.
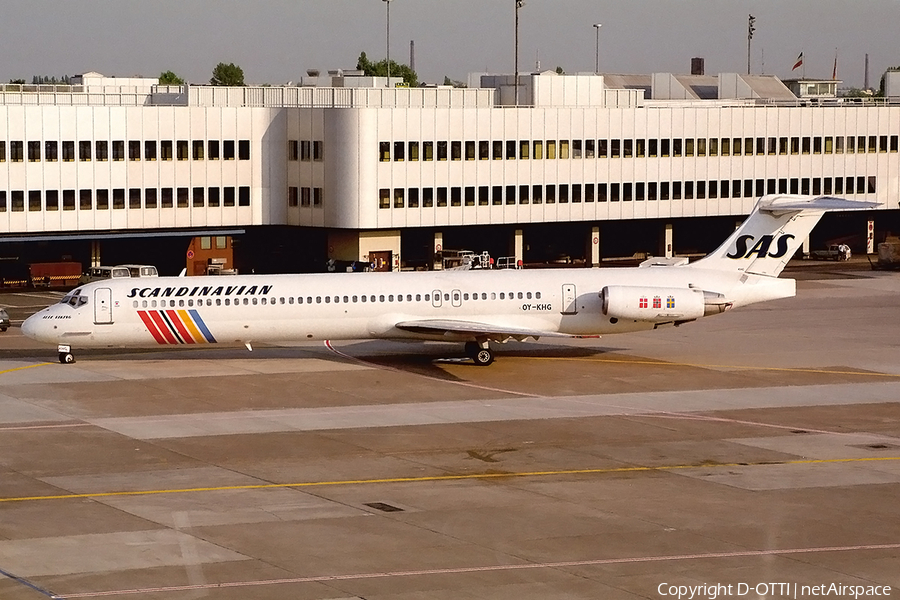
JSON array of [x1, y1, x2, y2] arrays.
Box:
[[792, 52, 803, 71]]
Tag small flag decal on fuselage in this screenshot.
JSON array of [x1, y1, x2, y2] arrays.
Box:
[[138, 310, 217, 344]]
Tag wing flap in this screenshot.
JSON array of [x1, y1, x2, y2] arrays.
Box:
[[394, 319, 577, 341]]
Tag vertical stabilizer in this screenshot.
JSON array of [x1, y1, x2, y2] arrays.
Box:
[[692, 195, 877, 277]]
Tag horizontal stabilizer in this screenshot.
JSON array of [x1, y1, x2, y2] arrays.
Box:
[[760, 195, 881, 214]]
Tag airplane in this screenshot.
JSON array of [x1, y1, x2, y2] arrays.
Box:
[[22, 195, 876, 366]]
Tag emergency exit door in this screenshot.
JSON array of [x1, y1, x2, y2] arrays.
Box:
[[94, 288, 113, 324], [561, 284, 577, 315]]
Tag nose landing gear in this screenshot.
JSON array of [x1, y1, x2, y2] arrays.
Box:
[[57, 345, 75, 364]]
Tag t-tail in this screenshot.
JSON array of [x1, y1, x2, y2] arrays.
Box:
[[693, 195, 879, 278]]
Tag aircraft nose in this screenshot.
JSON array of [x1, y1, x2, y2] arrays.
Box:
[[21, 311, 44, 341]]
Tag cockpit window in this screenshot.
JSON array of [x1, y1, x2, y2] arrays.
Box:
[[60, 291, 89, 308]]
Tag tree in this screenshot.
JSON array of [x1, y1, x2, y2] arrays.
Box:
[[210, 63, 245, 86], [442, 76, 466, 88], [357, 51, 418, 87], [158, 70, 184, 85], [8, 78, 25, 84]]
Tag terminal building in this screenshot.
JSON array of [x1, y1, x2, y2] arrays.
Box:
[[1, 69, 899, 276]]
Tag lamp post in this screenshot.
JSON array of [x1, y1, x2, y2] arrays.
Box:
[[515, 0, 523, 106], [747, 14, 755, 75], [383, 0, 392, 86], [593, 23, 602, 74]]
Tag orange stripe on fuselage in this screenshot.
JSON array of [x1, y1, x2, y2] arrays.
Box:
[[177, 310, 206, 343]]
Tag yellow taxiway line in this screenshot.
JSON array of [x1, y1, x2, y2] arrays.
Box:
[[2, 455, 898, 504]]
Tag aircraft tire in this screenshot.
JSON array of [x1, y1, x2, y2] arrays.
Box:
[[473, 348, 494, 366], [59, 352, 75, 364]]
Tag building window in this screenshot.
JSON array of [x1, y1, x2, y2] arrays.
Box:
[[394, 141, 405, 161], [611, 139, 620, 158], [79, 141, 92, 161], [478, 141, 489, 160], [464, 186, 475, 206], [45, 190, 59, 211], [300, 188, 310, 206], [379, 188, 390, 209], [288, 186, 298, 207], [62, 141, 75, 162], [451, 141, 461, 161], [44, 141, 58, 161], [559, 140, 569, 159], [423, 141, 433, 161], [492, 141, 503, 160], [394, 188, 405, 208], [224, 140, 235, 160], [450, 187, 461, 206], [408, 188, 419, 208], [423, 187, 434, 207], [437, 187, 448, 207], [193, 140, 206, 160], [206, 187, 218, 207], [298, 141, 310, 161], [127, 141, 139, 161], [478, 186, 489, 206], [28, 141, 41, 161], [11, 191, 24, 211], [586, 139, 596, 158], [79, 189, 92, 210], [144, 141, 156, 161], [145, 188, 158, 209], [379, 142, 390, 161], [572, 139, 582, 158], [409, 141, 419, 161], [112, 188, 125, 209], [239, 186, 250, 206], [194, 187, 206, 207], [0, 142, 4, 162], [10, 141, 23, 162], [160, 141, 173, 161], [437, 141, 448, 160], [208, 140, 220, 160], [624, 139, 633, 158], [239, 140, 251, 160], [506, 140, 516, 159], [696, 138, 706, 157], [518, 185, 529, 204], [129, 188, 142, 209], [224, 187, 235, 207], [587, 183, 597, 202], [720, 138, 730, 156], [177, 140, 189, 160], [28, 190, 41, 211], [533, 140, 543, 160], [545, 184, 556, 204], [160, 188, 172, 208], [466, 141, 476, 160]]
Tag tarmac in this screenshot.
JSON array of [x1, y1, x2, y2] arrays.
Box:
[[0, 259, 898, 599]]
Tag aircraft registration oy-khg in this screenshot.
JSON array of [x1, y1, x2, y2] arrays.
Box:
[[23, 196, 876, 366]]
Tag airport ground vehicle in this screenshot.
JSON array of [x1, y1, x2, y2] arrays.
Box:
[[0, 308, 9, 332]]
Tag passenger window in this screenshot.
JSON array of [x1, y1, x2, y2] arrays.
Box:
[[416, 294, 421, 301], [379, 295, 385, 302], [352, 296, 358, 302], [361, 295, 367, 302], [179, 300, 185, 307], [316, 297, 321, 304], [370, 295, 376, 302], [225, 299, 230, 306], [188, 299, 194, 307], [261, 298, 266, 305], [527, 292, 532, 299], [333, 296, 339, 304], [389, 295, 394, 302], [518, 292, 523, 299], [397, 295, 402, 302], [463, 293, 469, 301], [325, 296, 331, 303], [444, 293, 450, 301], [214, 299, 219, 306], [407, 294, 412, 302], [424, 294, 430, 302], [152, 300, 157, 308], [133, 301, 139, 308], [490, 293, 496, 300], [289, 297, 294, 304], [500, 293, 505, 299], [536, 291, 541, 299], [252, 298, 258, 305]]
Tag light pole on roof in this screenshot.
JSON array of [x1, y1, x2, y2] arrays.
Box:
[[593, 23, 602, 75], [383, 0, 392, 86]]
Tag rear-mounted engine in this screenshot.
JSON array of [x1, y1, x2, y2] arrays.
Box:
[[599, 286, 731, 324]]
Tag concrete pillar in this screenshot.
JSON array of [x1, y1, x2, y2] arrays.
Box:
[[802, 235, 810, 256], [91, 240, 101, 267], [513, 229, 524, 267], [660, 223, 674, 258], [433, 231, 443, 270], [589, 226, 600, 267]]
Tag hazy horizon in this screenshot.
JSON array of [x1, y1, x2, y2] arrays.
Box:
[[2, 1, 897, 89]]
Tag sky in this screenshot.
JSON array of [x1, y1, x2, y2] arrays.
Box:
[[1, 0, 897, 89]]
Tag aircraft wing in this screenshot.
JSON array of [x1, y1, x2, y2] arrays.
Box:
[[394, 319, 584, 342]]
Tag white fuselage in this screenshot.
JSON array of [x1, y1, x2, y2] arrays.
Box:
[[22, 265, 794, 350]]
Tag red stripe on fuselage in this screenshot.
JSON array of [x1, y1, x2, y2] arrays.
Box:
[[137, 311, 168, 345], [165, 310, 195, 344], [149, 311, 179, 344]]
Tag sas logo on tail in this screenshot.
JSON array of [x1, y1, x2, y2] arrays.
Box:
[[727, 234, 795, 259]]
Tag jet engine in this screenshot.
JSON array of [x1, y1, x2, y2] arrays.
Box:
[[599, 286, 730, 324]]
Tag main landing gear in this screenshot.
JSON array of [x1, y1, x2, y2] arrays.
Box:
[[464, 341, 495, 366], [58, 345, 75, 364]]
